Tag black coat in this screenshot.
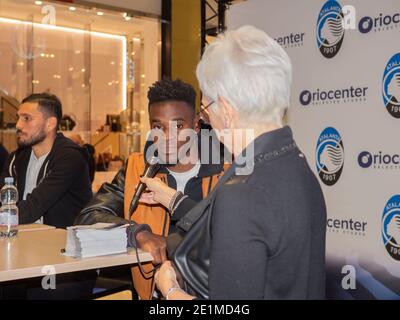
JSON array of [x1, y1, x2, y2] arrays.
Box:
[[0, 133, 92, 228], [170, 126, 327, 299], [0, 143, 9, 173]]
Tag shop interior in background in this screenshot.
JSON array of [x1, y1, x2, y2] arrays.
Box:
[[0, 0, 161, 188]]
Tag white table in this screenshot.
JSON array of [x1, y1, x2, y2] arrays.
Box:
[[0, 228, 152, 282]]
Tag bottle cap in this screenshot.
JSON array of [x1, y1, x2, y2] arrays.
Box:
[[4, 177, 13, 184]]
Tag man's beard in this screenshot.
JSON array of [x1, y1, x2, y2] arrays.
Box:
[[17, 129, 47, 148]]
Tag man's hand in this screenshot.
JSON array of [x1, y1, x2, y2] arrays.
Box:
[[135, 230, 167, 265]]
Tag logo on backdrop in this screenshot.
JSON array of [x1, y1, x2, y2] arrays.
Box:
[[299, 85, 368, 106], [382, 53, 400, 118], [359, 11, 400, 34], [381, 195, 400, 261], [316, 127, 344, 186], [327, 217, 367, 237], [316, 0, 345, 59], [274, 32, 305, 49], [358, 151, 400, 170]]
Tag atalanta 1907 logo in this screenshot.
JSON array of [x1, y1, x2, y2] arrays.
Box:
[[382, 52, 400, 118], [316, 127, 344, 186], [381, 195, 400, 261], [316, 0, 345, 59]]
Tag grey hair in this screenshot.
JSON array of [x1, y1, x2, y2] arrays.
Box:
[[196, 25, 292, 127]]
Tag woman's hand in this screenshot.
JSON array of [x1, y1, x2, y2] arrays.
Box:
[[155, 261, 195, 300], [139, 191, 158, 205], [155, 261, 180, 297], [139, 177, 177, 209]]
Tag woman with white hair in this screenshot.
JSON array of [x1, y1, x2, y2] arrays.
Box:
[[143, 25, 327, 299]]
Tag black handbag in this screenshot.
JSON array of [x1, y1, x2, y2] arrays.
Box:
[[167, 197, 215, 299]]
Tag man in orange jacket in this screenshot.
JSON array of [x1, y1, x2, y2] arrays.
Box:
[[75, 78, 228, 299]]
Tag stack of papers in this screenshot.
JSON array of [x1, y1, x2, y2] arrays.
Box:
[[64, 223, 129, 258]]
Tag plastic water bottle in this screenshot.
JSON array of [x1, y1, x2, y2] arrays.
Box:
[[0, 177, 19, 238]]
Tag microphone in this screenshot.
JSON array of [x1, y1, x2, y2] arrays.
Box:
[[129, 156, 160, 216]]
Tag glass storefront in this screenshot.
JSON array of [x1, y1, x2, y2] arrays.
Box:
[[0, 0, 160, 158]]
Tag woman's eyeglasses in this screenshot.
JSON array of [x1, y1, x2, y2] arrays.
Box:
[[197, 101, 214, 124], [198, 101, 214, 116]]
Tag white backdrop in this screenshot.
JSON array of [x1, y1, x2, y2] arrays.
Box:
[[228, 0, 400, 300]]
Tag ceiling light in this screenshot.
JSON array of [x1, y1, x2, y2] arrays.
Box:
[[97, 11, 104, 16], [34, 1, 43, 5], [69, 7, 76, 11]]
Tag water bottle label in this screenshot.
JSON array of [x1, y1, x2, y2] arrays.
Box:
[[0, 212, 18, 226]]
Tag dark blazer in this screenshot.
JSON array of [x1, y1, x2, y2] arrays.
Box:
[[170, 126, 327, 300]]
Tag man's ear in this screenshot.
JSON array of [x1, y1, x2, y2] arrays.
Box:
[[193, 113, 200, 134], [47, 116, 58, 133]]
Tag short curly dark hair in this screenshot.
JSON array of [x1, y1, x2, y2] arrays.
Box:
[[147, 78, 196, 111]]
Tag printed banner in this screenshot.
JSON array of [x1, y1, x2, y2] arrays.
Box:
[[228, 0, 400, 300]]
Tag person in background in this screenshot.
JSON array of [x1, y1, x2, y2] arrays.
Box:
[[68, 133, 84, 146], [96, 152, 112, 171], [0, 94, 92, 227], [66, 133, 96, 183], [0, 93, 95, 299], [151, 25, 327, 300]]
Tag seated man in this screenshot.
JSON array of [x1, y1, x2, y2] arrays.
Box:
[[75, 78, 227, 299], [0, 93, 94, 299], [1, 93, 92, 228]]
